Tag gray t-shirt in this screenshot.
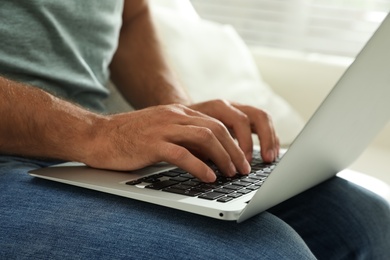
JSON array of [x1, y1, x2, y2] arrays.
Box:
[[0, 0, 124, 112]]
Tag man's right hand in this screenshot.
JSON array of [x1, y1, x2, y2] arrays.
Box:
[[86, 104, 251, 182]]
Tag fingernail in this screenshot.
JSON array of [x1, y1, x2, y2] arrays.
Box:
[[229, 162, 237, 176], [243, 160, 251, 175], [206, 169, 216, 182], [268, 150, 275, 161]]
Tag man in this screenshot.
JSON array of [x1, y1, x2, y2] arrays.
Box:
[[0, 1, 389, 259]]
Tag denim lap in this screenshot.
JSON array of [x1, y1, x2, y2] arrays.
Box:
[[1, 156, 389, 259]]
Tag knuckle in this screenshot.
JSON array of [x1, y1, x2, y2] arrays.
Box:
[[212, 120, 228, 135], [213, 99, 230, 107], [194, 127, 215, 141], [170, 103, 187, 110], [160, 104, 178, 113], [200, 117, 228, 137], [254, 109, 271, 122], [237, 112, 250, 125], [158, 104, 186, 118]]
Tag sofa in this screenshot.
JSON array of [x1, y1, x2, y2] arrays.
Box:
[[105, 0, 390, 202]]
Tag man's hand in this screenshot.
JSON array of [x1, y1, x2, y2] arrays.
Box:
[[86, 104, 251, 182], [189, 100, 280, 163]]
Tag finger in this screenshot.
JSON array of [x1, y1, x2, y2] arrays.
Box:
[[188, 101, 252, 172], [163, 124, 241, 177], [215, 104, 254, 162], [234, 105, 278, 162], [158, 143, 216, 182], [189, 117, 251, 176], [275, 136, 280, 158], [143, 104, 249, 176]]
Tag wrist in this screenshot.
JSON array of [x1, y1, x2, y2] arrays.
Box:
[[34, 93, 109, 164], [65, 112, 109, 164]]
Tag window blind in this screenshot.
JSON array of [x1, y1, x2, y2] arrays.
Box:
[[190, 0, 390, 57]]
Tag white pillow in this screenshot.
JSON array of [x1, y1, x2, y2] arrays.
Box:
[[150, 2, 304, 146]]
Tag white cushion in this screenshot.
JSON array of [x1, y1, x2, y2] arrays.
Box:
[[150, 0, 304, 146], [338, 169, 390, 203]]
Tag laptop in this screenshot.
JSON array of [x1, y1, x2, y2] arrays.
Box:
[[30, 13, 390, 223]]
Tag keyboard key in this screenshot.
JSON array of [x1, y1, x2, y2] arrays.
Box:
[[142, 176, 162, 183], [232, 181, 251, 187], [146, 180, 178, 190], [126, 180, 142, 185], [246, 185, 261, 191], [182, 180, 201, 187], [198, 183, 221, 190], [227, 193, 243, 198], [212, 178, 232, 186], [191, 189, 208, 194], [170, 176, 190, 182], [237, 189, 252, 194], [163, 187, 202, 197], [251, 166, 267, 171], [179, 173, 195, 179], [217, 196, 233, 203], [192, 185, 213, 193], [198, 192, 225, 200], [171, 184, 192, 190], [214, 188, 234, 194], [169, 168, 188, 174], [255, 171, 269, 177], [162, 171, 181, 177], [223, 184, 243, 191], [239, 177, 260, 184], [247, 174, 265, 181], [263, 168, 272, 173]]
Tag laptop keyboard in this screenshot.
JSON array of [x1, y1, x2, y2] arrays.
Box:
[[126, 153, 277, 203]]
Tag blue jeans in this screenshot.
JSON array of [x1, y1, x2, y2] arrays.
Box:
[[1, 156, 389, 259]]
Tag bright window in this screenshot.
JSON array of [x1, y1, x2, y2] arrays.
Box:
[[190, 0, 390, 57]]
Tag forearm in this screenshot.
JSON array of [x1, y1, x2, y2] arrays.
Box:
[[110, 1, 191, 109], [0, 77, 103, 162]]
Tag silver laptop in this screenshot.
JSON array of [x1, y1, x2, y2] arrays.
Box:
[[30, 13, 390, 223]]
